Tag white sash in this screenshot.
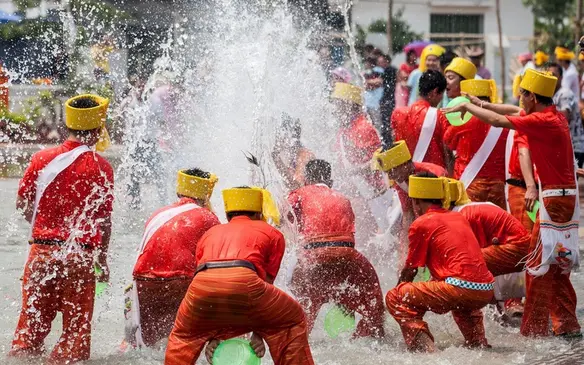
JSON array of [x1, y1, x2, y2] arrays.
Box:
[[528, 169, 580, 276], [504, 130, 515, 212], [29, 145, 92, 240], [412, 107, 437, 163], [459, 126, 504, 189]]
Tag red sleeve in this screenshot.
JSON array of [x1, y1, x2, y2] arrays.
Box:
[[266, 231, 286, 279], [391, 108, 407, 141], [190, 212, 221, 257], [96, 161, 115, 220], [506, 113, 540, 137], [405, 219, 429, 268], [18, 156, 40, 202], [287, 190, 301, 224], [514, 131, 529, 149]]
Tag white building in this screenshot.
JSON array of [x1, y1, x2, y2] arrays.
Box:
[[332, 0, 534, 97]]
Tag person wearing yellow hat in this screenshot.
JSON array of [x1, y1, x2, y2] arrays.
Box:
[[331, 81, 390, 238], [468, 46, 492, 79], [124, 168, 221, 349], [373, 140, 446, 266], [166, 187, 314, 365], [555, 46, 580, 98], [9, 94, 114, 363], [534, 50, 550, 69], [385, 171, 494, 352], [407, 44, 445, 106], [444, 57, 478, 100], [442, 68, 581, 339], [442, 78, 508, 210]]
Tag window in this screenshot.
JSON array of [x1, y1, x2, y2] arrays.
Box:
[[430, 14, 484, 45]]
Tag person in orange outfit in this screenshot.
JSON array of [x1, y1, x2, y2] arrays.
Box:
[[506, 130, 536, 232], [385, 173, 494, 352], [443, 68, 581, 339], [10, 95, 114, 363], [443, 78, 508, 209], [127, 168, 220, 348], [165, 187, 314, 365], [391, 69, 449, 168], [288, 159, 385, 339]]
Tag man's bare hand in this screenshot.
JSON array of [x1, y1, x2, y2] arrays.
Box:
[[205, 339, 220, 364]]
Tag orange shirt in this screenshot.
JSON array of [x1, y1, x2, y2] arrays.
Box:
[[457, 203, 530, 248], [406, 207, 494, 283], [18, 140, 114, 247], [391, 100, 446, 167], [196, 216, 286, 281], [507, 106, 575, 188], [443, 116, 508, 180], [395, 162, 447, 213], [133, 198, 221, 279], [288, 184, 355, 244]]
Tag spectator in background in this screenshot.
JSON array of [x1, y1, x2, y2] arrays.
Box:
[[331, 67, 352, 85], [400, 49, 418, 77], [363, 60, 385, 134], [377, 53, 397, 144], [362, 44, 376, 59], [548, 62, 584, 167], [512, 53, 535, 101], [407, 44, 445, 106], [534, 50, 550, 70], [395, 68, 409, 108], [555, 46, 579, 99], [439, 50, 458, 107], [468, 46, 491, 79]]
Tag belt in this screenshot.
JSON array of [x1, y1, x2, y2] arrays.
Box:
[[29, 239, 92, 250], [303, 241, 355, 250], [506, 179, 539, 189], [195, 260, 257, 275], [542, 189, 577, 198], [445, 277, 494, 291]]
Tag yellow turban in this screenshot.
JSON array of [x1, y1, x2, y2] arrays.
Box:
[[176, 170, 218, 204], [555, 46, 575, 61], [372, 140, 411, 172], [534, 51, 550, 67], [519, 68, 557, 98], [444, 57, 477, 80], [222, 187, 280, 225], [408, 175, 451, 209], [447, 178, 471, 206], [460, 79, 498, 103], [331, 82, 363, 106], [419, 44, 446, 72], [65, 94, 110, 152]]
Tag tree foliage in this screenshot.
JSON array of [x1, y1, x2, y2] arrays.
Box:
[[522, 0, 576, 52], [366, 8, 423, 55]]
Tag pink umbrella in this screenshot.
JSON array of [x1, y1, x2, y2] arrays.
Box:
[[404, 41, 432, 57]]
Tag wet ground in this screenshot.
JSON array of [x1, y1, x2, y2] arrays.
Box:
[[1, 177, 584, 364]]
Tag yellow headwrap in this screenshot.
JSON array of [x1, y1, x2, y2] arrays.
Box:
[[519, 68, 557, 98], [65, 94, 110, 152], [222, 187, 281, 225], [579, 53, 584, 61], [512, 74, 522, 99], [372, 140, 411, 172], [444, 57, 477, 80], [460, 79, 498, 103], [534, 51, 550, 67], [419, 44, 446, 72], [331, 82, 363, 106], [408, 175, 451, 209], [176, 170, 218, 205], [447, 178, 472, 206], [554, 46, 575, 61]]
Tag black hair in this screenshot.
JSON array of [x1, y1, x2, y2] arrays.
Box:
[[520, 88, 554, 105], [365, 56, 378, 66], [182, 168, 211, 179], [477, 96, 491, 102], [377, 53, 391, 63], [363, 44, 375, 52], [305, 159, 331, 183], [548, 62, 563, 78], [406, 49, 417, 57], [69, 97, 99, 109], [371, 48, 383, 57], [413, 171, 442, 205], [419, 70, 447, 97], [440, 50, 457, 69], [226, 211, 258, 220]]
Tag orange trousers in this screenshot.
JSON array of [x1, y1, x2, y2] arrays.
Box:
[[521, 194, 581, 337], [290, 247, 385, 338], [507, 184, 535, 232], [9, 244, 95, 362], [165, 268, 314, 365], [482, 241, 529, 277], [136, 277, 191, 347], [467, 178, 506, 210], [386, 281, 493, 350]]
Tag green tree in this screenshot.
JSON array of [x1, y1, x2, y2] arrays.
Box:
[[367, 8, 423, 55], [523, 0, 576, 52], [12, 0, 41, 15]]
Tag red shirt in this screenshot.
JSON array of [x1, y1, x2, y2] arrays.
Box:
[[18, 140, 114, 247], [443, 116, 508, 181], [391, 100, 446, 167], [395, 162, 447, 214], [400, 63, 418, 76], [133, 198, 220, 279], [508, 131, 529, 179], [288, 184, 355, 244], [407, 207, 494, 283], [457, 203, 530, 248], [196, 216, 286, 281], [507, 106, 575, 188]]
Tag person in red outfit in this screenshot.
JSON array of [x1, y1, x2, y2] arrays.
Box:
[[443, 68, 581, 339], [506, 131, 536, 232], [391, 69, 449, 168], [10, 95, 114, 363], [165, 187, 314, 365], [126, 168, 220, 348], [386, 173, 494, 352], [288, 159, 385, 339]]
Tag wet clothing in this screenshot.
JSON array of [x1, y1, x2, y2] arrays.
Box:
[[391, 100, 447, 167], [507, 185, 535, 232], [466, 179, 507, 210], [386, 207, 494, 350]]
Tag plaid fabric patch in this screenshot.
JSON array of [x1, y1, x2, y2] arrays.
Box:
[[445, 277, 494, 291]]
